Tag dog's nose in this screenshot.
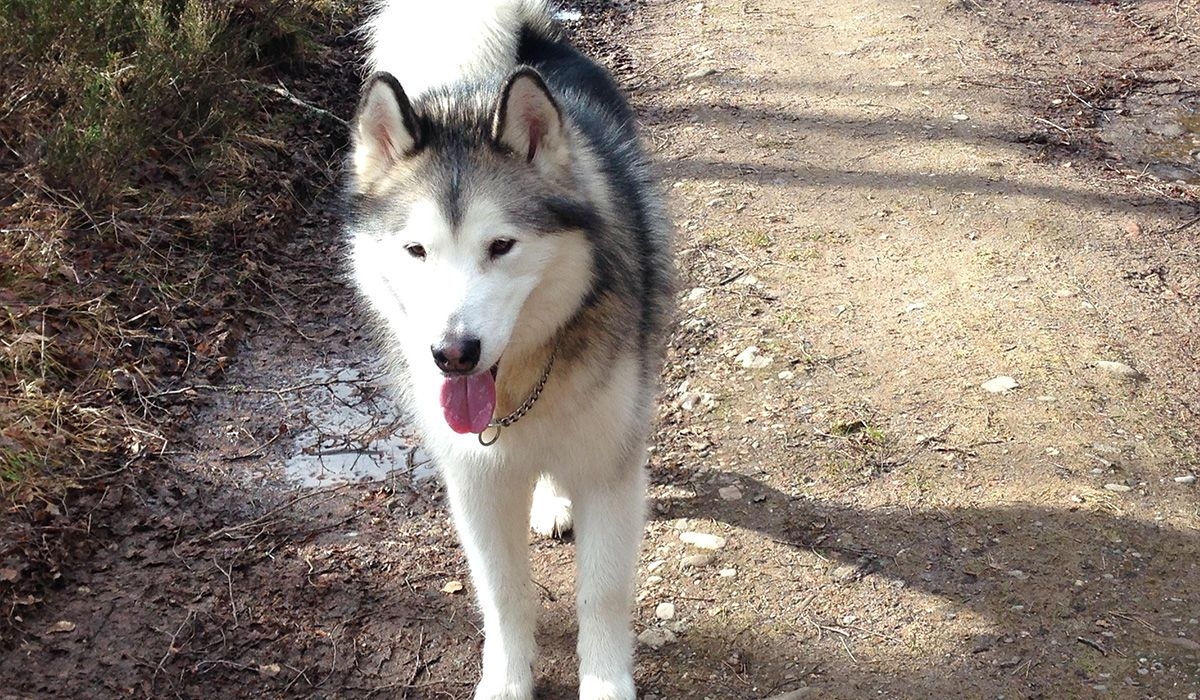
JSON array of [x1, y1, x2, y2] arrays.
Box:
[[431, 337, 482, 374]]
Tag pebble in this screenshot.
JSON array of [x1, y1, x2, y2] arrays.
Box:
[[829, 562, 861, 582], [1165, 637, 1200, 651], [952, 113, 969, 121], [655, 602, 676, 620], [718, 485, 743, 501], [680, 531, 727, 549], [1104, 483, 1132, 493], [735, 345, 773, 369], [686, 287, 708, 301], [1175, 475, 1196, 485], [637, 628, 677, 649], [684, 67, 718, 80], [719, 568, 738, 578], [681, 553, 715, 569], [646, 575, 663, 586], [778, 370, 795, 380], [981, 375, 1019, 393], [1094, 360, 1145, 381]]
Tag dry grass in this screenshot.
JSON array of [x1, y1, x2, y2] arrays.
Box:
[[0, 0, 350, 598]]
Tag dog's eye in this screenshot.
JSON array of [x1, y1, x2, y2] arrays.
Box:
[[405, 243, 426, 260], [488, 238, 516, 259]]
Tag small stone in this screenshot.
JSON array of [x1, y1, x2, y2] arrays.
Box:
[[905, 302, 927, 312], [887, 80, 908, 87], [680, 531, 726, 549], [829, 563, 861, 582], [981, 376, 1019, 393], [681, 553, 715, 569], [718, 486, 743, 501], [719, 568, 738, 578], [646, 575, 663, 586], [648, 559, 666, 572], [1123, 221, 1142, 238], [735, 345, 773, 369], [1006, 275, 1031, 284], [1055, 288, 1077, 297], [47, 620, 76, 634], [1104, 483, 1132, 493], [684, 67, 718, 80], [257, 663, 282, 677], [637, 627, 677, 649], [1174, 475, 1196, 485], [1165, 637, 1200, 651], [655, 602, 676, 620], [686, 287, 708, 301], [1094, 360, 1145, 381], [777, 370, 795, 380], [441, 580, 465, 594], [1007, 569, 1029, 580], [952, 113, 969, 121]]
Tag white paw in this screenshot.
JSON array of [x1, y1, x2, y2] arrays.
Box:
[[474, 678, 534, 700], [579, 673, 635, 700], [530, 479, 573, 538]]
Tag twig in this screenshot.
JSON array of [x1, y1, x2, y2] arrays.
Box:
[[1076, 636, 1108, 655], [214, 559, 239, 627], [1168, 212, 1200, 233], [1032, 116, 1070, 135], [239, 79, 349, 128], [194, 485, 349, 543], [154, 609, 197, 680]]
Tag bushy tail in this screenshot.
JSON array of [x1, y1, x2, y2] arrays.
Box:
[[362, 0, 557, 97]]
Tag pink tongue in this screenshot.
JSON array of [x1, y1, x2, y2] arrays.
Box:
[[439, 372, 497, 434]]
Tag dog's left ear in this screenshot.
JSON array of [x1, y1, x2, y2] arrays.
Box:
[[492, 68, 570, 174]]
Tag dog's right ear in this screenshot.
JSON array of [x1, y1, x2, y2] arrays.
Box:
[[352, 72, 422, 182]]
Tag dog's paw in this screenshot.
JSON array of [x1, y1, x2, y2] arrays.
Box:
[[473, 678, 534, 700], [529, 480, 572, 538], [579, 674, 635, 700]]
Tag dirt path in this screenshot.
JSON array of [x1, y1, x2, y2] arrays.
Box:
[[4, 0, 1198, 698]]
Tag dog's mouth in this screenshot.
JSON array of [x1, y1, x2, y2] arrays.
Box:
[[439, 364, 499, 434]]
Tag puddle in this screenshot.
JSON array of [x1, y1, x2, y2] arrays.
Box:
[[282, 365, 436, 488], [1099, 102, 1200, 184], [1147, 110, 1200, 183]]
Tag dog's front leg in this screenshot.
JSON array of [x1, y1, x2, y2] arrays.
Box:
[[443, 466, 538, 700], [573, 463, 645, 700]]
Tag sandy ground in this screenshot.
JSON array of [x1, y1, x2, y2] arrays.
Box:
[[3, 0, 1198, 698]]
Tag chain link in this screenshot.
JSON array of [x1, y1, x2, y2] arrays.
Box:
[[477, 342, 559, 446]]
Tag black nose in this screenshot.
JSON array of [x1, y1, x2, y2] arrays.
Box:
[[431, 337, 481, 374]]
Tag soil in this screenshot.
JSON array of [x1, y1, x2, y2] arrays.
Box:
[[3, 0, 1199, 698]]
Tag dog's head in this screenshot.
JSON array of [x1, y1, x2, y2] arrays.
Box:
[[346, 69, 597, 432]]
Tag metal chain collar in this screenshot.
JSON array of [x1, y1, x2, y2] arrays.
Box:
[[477, 342, 559, 447]]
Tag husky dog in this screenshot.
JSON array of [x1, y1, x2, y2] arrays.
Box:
[[344, 0, 674, 697]]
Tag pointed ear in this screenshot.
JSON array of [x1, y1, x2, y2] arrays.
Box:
[[492, 68, 570, 173], [352, 72, 421, 182]]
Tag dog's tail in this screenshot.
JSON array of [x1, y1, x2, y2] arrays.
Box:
[[362, 0, 557, 98]]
